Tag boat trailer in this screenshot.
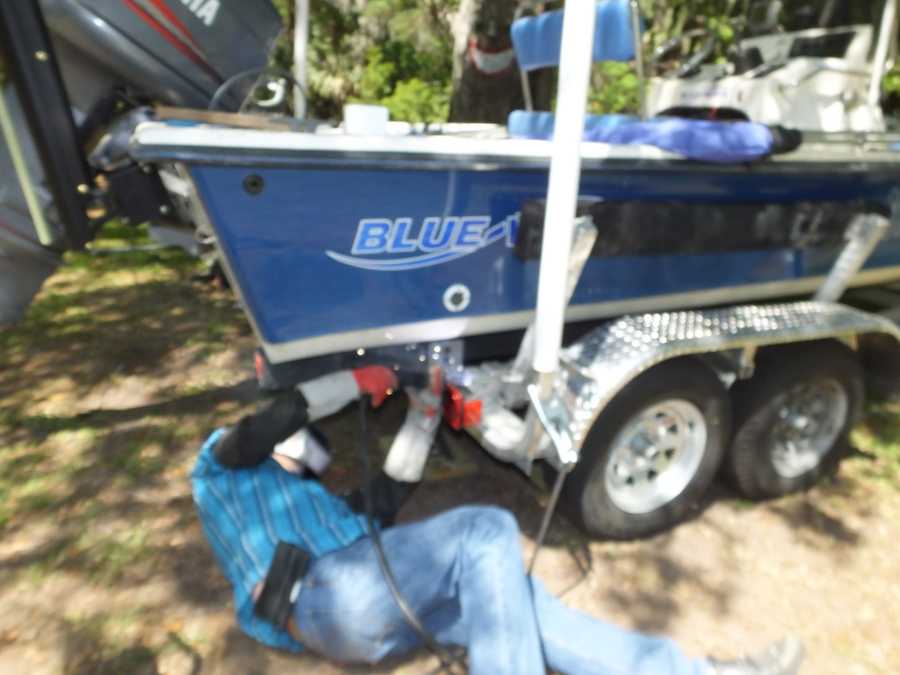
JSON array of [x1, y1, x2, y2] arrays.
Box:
[[363, 4, 900, 541], [440, 205, 899, 539], [4, 0, 900, 542]]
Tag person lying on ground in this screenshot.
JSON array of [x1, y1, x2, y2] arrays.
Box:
[[191, 365, 805, 675]]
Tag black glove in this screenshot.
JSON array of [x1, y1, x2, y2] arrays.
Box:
[[769, 125, 803, 155], [214, 391, 310, 468]]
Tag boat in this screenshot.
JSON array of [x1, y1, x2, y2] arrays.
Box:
[[130, 0, 900, 540], [130, 119, 900, 366], [7, 0, 900, 540], [5, 0, 900, 346], [0, 0, 283, 325], [646, 0, 898, 132], [129, 0, 900, 369]]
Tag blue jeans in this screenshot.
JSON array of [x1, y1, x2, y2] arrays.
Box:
[[292, 505, 711, 675]]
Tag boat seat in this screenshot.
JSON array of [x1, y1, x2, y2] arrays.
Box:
[[508, 110, 635, 142], [511, 0, 637, 71], [508, 1, 793, 163], [508, 0, 643, 146]]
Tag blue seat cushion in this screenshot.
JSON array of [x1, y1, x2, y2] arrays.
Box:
[[508, 110, 777, 164], [509, 110, 636, 142], [511, 0, 637, 71]]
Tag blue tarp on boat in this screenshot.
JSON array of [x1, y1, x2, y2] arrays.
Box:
[[508, 111, 778, 164]]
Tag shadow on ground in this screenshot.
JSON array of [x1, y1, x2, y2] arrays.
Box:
[[2, 225, 899, 673]]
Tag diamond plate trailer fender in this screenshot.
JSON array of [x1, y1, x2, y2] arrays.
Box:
[[464, 301, 900, 472], [560, 300, 900, 453]]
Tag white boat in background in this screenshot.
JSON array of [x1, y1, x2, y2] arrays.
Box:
[[647, 0, 897, 132]]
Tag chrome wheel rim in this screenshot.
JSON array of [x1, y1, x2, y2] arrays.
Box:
[[770, 379, 848, 479], [604, 399, 708, 515]]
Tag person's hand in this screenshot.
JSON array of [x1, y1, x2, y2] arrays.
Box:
[[352, 366, 398, 407]]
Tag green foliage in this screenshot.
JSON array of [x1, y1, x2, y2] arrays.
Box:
[[271, 0, 898, 121], [270, 0, 454, 122], [380, 78, 451, 122], [887, 69, 900, 96], [358, 46, 398, 102], [884, 67, 900, 115], [589, 62, 640, 115], [588, 0, 747, 115], [639, 0, 742, 47], [853, 402, 900, 485]]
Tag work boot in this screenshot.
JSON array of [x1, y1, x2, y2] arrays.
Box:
[[708, 637, 804, 675]]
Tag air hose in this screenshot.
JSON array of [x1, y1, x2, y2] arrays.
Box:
[[356, 397, 467, 675], [356, 388, 568, 672]]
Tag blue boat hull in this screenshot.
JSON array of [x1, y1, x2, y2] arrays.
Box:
[[185, 160, 900, 362]]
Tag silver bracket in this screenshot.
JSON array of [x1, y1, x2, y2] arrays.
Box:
[[510, 216, 598, 381], [815, 213, 891, 302], [526, 384, 578, 467], [738, 345, 758, 379]]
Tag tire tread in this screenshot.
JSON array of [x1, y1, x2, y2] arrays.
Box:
[[560, 357, 731, 539], [725, 340, 863, 500]]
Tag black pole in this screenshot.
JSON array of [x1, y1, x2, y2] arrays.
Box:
[[0, 1, 95, 250]]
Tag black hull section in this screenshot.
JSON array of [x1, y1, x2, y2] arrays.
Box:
[[516, 199, 879, 259]]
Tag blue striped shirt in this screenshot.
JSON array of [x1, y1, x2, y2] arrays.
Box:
[[191, 428, 369, 651]]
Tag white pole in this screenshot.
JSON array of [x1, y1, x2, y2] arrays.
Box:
[[532, 1, 596, 385], [294, 0, 309, 118], [869, 0, 897, 107]]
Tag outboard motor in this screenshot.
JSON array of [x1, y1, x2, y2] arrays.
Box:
[[41, 0, 283, 117], [0, 0, 282, 324]]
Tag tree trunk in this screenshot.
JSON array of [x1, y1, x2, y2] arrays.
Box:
[[448, 0, 533, 123]]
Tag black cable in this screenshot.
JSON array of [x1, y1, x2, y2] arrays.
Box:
[[208, 67, 309, 113], [527, 465, 569, 574], [356, 397, 466, 675]]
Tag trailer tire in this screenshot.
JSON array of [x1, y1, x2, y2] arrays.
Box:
[[559, 358, 730, 540], [725, 340, 863, 500]]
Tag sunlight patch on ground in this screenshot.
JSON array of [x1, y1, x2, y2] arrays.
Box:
[[1, 220, 899, 673]]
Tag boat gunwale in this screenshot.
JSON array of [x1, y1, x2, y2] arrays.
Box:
[[131, 144, 900, 175], [130, 124, 900, 172]]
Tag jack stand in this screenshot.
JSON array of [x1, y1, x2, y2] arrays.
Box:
[[510, 216, 599, 387], [526, 383, 577, 466], [461, 216, 597, 470], [525, 379, 579, 574]]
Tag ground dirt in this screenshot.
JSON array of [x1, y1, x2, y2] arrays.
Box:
[[1, 224, 899, 675]]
